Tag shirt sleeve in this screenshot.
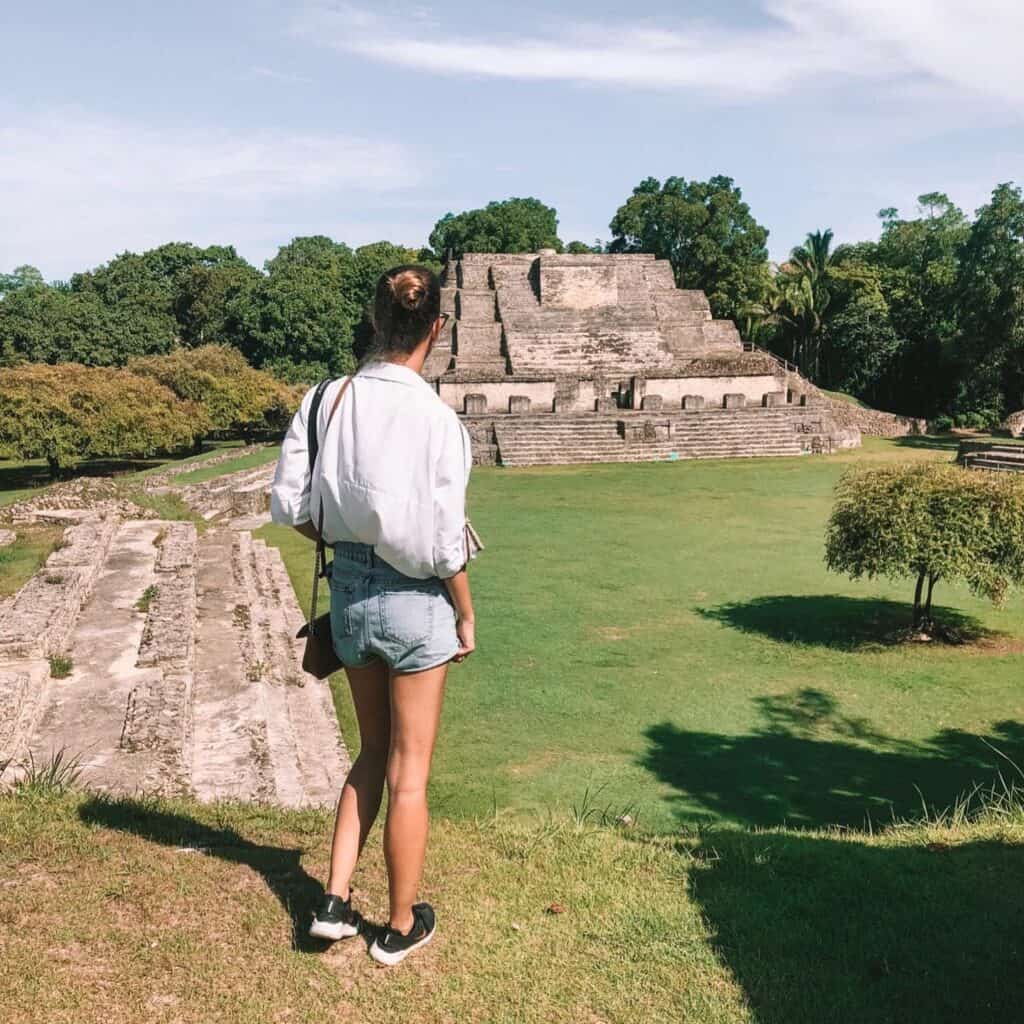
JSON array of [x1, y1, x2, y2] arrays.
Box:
[[270, 384, 318, 526], [432, 414, 473, 579]]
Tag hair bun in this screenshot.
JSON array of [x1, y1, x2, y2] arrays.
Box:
[[392, 270, 425, 310]]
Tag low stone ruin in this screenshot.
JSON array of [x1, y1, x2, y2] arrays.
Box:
[[0, 467, 348, 807]]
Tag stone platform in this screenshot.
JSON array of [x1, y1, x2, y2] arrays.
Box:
[[0, 505, 349, 807]]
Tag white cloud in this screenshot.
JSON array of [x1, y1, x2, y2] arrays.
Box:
[[251, 66, 314, 85], [294, 1, 1024, 105], [0, 108, 427, 277]]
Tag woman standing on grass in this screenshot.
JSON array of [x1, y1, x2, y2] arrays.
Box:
[[270, 265, 476, 966]]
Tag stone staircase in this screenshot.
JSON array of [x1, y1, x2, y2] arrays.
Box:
[[0, 513, 349, 807], [492, 408, 811, 466], [179, 464, 276, 521], [960, 442, 1024, 474]]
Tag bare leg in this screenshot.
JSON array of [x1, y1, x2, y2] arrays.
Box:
[[384, 662, 449, 933], [326, 659, 391, 898]]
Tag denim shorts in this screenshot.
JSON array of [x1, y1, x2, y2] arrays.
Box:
[[327, 541, 460, 674]]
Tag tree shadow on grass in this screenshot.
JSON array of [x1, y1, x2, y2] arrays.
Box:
[[689, 828, 1024, 1023], [78, 795, 331, 953], [641, 689, 1024, 829], [891, 434, 964, 452], [696, 595, 994, 650]]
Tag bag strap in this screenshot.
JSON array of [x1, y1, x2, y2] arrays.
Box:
[[306, 378, 332, 471], [307, 375, 354, 633]]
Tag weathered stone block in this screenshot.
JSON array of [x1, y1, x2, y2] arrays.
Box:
[[595, 397, 617, 412], [723, 394, 746, 409], [682, 395, 705, 411], [508, 395, 531, 414], [762, 391, 786, 407], [456, 290, 496, 322], [641, 394, 663, 411], [464, 394, 488, 415]]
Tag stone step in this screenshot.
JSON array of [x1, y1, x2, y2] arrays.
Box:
[[0, 517, 118, 659], [190, 529, 348, 808], [250, 538, 350, 807], [455, 289, 497, 322], [0, 660, 51, 770], [16, 520, 170, 795], [966, 456, 1024, 473], [189, 529, 277, 804]]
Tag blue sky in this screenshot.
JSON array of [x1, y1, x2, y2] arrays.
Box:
[[2, 0, 1021, 279]]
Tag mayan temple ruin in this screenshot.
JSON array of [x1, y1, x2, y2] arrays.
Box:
[[421, 251, 862, 465]]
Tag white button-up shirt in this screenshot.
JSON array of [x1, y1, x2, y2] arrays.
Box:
[[270, 360, 473, 580]]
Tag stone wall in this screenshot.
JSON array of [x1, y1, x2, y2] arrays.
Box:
[[824, 399, 927, 437], [786, 373, 926, 437], [1003, 410, 1024, 438]]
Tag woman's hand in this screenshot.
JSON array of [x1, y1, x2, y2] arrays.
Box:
[[453, 617, 475, 662]]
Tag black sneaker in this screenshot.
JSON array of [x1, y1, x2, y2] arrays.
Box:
[[368, 902, 436, 965], [309, 893, 360, 941]]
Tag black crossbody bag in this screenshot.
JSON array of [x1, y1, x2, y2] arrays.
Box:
[[296, 376, 351, 678]]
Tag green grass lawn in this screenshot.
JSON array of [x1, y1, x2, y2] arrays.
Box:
[[261, 437, 1024, 834], [168, 444, 280, 486], [0, 524, 66, 598]]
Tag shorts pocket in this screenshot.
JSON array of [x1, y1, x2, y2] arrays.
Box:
[[378, 585, 435, 646], [329, 580, 357, 637]]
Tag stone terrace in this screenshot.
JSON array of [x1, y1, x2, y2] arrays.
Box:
[[0, 479, 348, 806]]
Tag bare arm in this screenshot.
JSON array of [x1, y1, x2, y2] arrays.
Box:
[[443, 567, 475, 662]]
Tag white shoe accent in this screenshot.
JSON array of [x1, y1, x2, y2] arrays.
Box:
[[368, 925, 435, 966], [309, 917, 359, 941]]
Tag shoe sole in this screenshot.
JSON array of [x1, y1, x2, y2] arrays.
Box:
[[309, 919, 359, 941], [368, 926, 435, 966]]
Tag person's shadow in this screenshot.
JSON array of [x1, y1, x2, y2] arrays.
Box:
[[77, 796, 378, 953]]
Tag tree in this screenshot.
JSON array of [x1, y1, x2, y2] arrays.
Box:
[[761, 230, 840, 380], [954, 183, 1024, 423], [429, 198, 562, 258], [0, 364, 205, 475], [608, 176, 770, 322], [861, 194, 969, 418], [0, 285, 154, 366], [174, 260, 263, 347], [0, 265, 44, 297], [70, 242, 249, 360], [128, 344, 298, 440], [565, 240, 604, 254], [232, 236, 361, 375], [822, 290, 902, 402], [825, 464, 1024, 631]]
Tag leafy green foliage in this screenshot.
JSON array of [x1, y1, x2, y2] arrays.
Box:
[[429, 198, 562, 258], [0, 265, 44, 297], [826, 464, 1024, 628], [954, 183, 1024, 422], [608, 176, 770, 322], [0, 363, 204, 473], [128, 344, 298, 438], [230, 236, 361, 376]]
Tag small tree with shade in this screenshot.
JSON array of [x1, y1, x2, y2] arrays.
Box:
[[825, 464, 1024, 632]]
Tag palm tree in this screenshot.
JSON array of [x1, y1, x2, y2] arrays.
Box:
[[777, 229, 837, 380]]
